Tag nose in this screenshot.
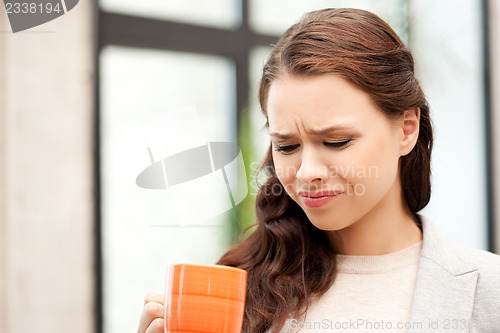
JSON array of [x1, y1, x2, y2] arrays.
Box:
[[296, 148, 329, 184]]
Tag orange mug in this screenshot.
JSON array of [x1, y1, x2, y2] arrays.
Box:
[[164, 264, 247, 333]]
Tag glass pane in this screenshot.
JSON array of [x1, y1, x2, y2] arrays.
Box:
[[99, 0, 241, 29], [232, 46, 273, 230], [410, 0, 487, 249], [248, 46, 273, 163], [250, 0, 408, 45], [99, 46, 237, 333]]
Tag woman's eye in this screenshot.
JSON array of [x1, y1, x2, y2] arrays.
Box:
[[324, 139, 352, 149], [274, 143, 300, 154], [274, 139, 352, 154]]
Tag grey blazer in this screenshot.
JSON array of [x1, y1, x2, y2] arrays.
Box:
[[408, 214, 500, 333]]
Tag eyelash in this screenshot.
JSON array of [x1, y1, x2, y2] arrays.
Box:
[[274, 139, 352, 154]]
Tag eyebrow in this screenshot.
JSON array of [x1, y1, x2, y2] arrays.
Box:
[[269, 126, 353, 139]]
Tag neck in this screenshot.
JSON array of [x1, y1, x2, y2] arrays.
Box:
[[327, 178, 422, 256]]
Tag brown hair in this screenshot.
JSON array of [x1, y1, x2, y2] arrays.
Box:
[[218, 8, 433, 332]]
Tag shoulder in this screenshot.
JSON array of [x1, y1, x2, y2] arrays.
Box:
[[458, 242, 500, 273], [418, 214, 500, 272], [418, 215, 500, 330], [452, 233, 498, 277], [453, 240, 500, 289], [455, 240, 500, 291], [456, 243, 500, 330], [417, 213, 500, 293], [422, 216, 500, 284], [419, 215, 500, 325]]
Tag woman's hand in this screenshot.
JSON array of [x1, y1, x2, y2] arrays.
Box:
[[137, 292, 165, 333]]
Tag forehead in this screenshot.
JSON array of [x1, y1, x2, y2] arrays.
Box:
[[266, 73, 383, 133]]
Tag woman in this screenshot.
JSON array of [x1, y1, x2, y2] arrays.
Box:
[[138, 8, 500, 333]]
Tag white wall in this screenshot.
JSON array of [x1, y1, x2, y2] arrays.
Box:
[[0, 2, 95, 332]]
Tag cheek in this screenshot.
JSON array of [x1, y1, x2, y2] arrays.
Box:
[[272, 153, 300, 195], [272, 152, 285, 180], [346, 140, 399, 191]]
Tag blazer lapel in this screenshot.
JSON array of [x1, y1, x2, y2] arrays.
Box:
[[408, 215, 479, 333]]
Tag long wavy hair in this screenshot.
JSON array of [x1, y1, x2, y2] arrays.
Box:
[[218, 8, 433, 333]]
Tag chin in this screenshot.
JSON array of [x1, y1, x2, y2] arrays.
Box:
[[307, 217, 350, 231]]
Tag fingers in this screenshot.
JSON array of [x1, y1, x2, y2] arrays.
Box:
[[144, 318, 164, 333], [138, 293, 165, 333], [144, 292, 164, 306]]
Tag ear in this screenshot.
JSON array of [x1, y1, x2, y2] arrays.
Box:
[[399, 108, 420, 157]]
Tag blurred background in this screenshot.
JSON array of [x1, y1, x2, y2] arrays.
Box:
[[1, 0, 500, 332]]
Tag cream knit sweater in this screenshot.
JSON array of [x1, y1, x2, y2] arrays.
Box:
[[277, 240, 423, 333]]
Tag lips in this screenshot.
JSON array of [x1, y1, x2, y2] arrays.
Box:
[[297, 190, 344, 198], [297, 190, 344, 208]]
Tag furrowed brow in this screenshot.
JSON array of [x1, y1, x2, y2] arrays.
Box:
[[269, 126, 352, 139], [307, 126, 352, 135]]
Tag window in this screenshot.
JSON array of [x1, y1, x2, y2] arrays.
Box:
[[97, 1, 494, 332], [99, 46, 236, 332]]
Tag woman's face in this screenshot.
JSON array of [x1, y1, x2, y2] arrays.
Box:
[[267, 73, 417, 231]]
